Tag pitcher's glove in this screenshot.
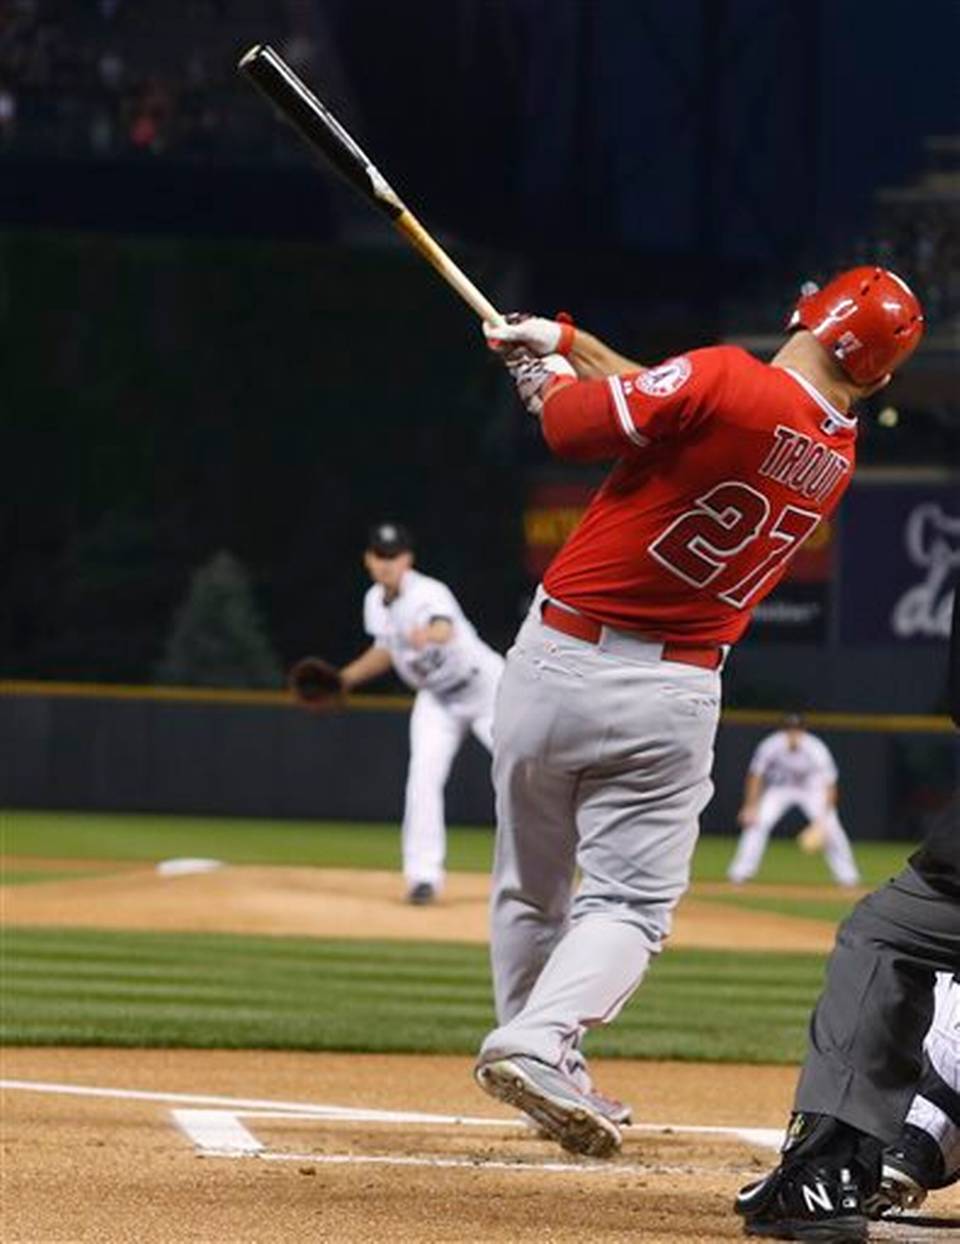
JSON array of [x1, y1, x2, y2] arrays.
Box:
[[798, 820, 827, 853], [288, 656, 344, 709]]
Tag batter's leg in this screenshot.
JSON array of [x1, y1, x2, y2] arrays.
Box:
[[727, 788, 789, 883], [402, 691, 468, 891], [486, 648, 578, 1025], [482, 659, 720, 1069]]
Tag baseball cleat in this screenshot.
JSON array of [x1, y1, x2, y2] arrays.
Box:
[[872, 1164, 927, 1215], [867, 1123, 958, 1217], [734, 1161, 867, 1242], [583, 1087, 633, 1127], [475, 1055, 622, 1158], [523, 1089, 632, 1140], [406, 882, 436, 905]]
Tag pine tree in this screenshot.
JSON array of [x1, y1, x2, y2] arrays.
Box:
[[156, 550, 282, 688]]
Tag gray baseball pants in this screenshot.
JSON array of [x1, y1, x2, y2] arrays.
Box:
[[479, 592, 721, 1071], [795, 865, 960, 1142]]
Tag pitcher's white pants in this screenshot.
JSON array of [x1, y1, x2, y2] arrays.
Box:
[[727, 785, 860, 886], [402, 653, 502, 890]]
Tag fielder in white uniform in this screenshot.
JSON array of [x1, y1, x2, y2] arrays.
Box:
[[727, 713, 860, 887], [339, 523, 503, 904]]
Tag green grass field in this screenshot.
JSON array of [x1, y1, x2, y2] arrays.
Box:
[[2, 809, 916, 886], [2, 928, 828, 1063], [1, 810, 917, 1062]]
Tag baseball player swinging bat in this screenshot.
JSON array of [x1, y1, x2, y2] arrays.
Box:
[[237, 45, 504, 326]]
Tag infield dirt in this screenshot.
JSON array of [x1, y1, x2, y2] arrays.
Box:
[[6, 865, 958, 1241], [3, 862, 847, 952]]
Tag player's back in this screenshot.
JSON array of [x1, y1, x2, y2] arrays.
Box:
[[544, 346, 858, 645]]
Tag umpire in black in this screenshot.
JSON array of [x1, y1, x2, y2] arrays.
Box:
[[735, 586, 960, 1244]]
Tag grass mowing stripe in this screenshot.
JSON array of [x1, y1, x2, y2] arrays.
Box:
[[2, 957, 492, 987], [3, 809, 917, 886], [3, 926, 825, 1062]]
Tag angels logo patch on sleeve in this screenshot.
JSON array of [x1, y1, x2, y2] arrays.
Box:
[[637, 356, 693, 397]]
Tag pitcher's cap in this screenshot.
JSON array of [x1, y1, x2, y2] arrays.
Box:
[[367, 522, 414, 557]]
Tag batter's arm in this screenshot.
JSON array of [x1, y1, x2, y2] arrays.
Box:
[[340, 643, 394, 691], [484, 316, 643, 378], [566, 328, 644, 379]]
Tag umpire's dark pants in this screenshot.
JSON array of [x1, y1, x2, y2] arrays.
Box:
[[794, 865, 960, 1143]]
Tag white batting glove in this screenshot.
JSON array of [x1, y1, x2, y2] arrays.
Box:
[[484, 313, 574, 358], [504, 351, 576, 417]]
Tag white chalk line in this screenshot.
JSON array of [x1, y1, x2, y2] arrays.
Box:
[[3, 1079, 783, 1149], [0, 1079, 475, 1122], [200, 1149, 732, 1176], [4, 1075, 785, 1176]]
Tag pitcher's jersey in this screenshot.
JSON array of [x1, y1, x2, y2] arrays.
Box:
[[364, 569, 495, 695], [749, 730, 838, 792], [542, 346, 857, 644]]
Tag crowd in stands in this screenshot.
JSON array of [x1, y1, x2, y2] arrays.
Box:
[[0, 0, 328, 162], [3, 2, 958, 333], [858, 139, 960, 327]]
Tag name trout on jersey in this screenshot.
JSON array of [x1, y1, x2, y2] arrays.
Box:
[[758, 425, 849, 505]]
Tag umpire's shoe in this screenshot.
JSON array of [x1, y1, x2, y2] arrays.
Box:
[[734, 1113, 876, 1242], [475, 1055, 622, 1158], [735, 1162, 867, 1242]]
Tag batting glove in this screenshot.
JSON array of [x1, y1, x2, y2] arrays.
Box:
[[504, 351, 576, 417], [484, 312, 575, 358]]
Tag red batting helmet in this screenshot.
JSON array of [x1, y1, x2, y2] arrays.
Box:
[[788, 266, 924, 386]]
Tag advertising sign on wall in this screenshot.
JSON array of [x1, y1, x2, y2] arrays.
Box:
[[840, 485, 959, 644]]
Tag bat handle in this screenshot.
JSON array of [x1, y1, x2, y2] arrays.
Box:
[[394, 210, 505, 326]]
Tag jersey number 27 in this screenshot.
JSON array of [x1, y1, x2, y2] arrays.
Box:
[[649, 480, 820, 608]]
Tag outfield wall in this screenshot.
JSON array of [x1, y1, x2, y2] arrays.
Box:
[[2, 683, 957, 841]]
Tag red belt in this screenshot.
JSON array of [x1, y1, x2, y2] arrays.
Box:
[[541, 601, 723, 671]]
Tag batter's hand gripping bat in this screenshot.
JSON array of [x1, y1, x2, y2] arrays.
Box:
[[238, 44, 504, 326]]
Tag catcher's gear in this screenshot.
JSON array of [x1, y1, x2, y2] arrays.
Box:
[[288, 656, 344, 708], [787, 266, 924, 386], [798, 819, 828, 853]]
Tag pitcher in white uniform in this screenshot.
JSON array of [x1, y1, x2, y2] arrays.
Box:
[[338, 523, 504, 904], [727, 713, 860, 887]]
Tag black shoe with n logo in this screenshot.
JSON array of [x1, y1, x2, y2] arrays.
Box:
[[735, 1160, 867, 1241], [734, 1113, 877, 1242]]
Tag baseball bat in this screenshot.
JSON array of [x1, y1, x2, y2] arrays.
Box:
[[237, 44, 504, 326]]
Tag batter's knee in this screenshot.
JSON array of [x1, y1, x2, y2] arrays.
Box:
[[569, 894, 672, 954]]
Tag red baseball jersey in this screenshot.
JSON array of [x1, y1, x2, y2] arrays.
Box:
[[540, 345, 858, 645]]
